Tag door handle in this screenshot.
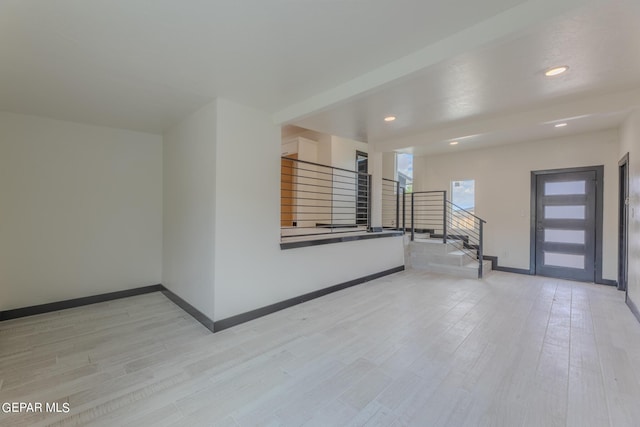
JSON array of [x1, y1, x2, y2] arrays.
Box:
[[537, 223, 544, 232]]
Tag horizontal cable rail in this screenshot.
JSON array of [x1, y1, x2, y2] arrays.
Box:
[[409, 191, 447, 241], [281, 156, 486, 276], [444, 201, 485, 264], [281, 156, 370, 238]]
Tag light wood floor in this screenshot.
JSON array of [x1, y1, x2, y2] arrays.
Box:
[[2, 270, 640, 426]]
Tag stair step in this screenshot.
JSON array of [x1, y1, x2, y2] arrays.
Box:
[[409, 259, 492, 279], [448, 250, 467, 256], [412, 252, 468, 267], [408, 240, 459, 255], [406, 236, 491, 279]]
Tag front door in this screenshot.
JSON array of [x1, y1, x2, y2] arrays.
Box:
[[534, 170, 597, 282]]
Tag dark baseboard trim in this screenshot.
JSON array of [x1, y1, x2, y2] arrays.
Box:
[[485, 255, 617, 283], [161, 288, 215, 332], [0, 284, 164, 322], [494, 266, 534, 275], [315, 223, 358, 229], [483, 255, 533, 276], [483, 255, 498, 269], [281, 231, 403, 250], [627, 295, 640, 325], [213, 265, 405, 332], [400, 228, 434, 234]]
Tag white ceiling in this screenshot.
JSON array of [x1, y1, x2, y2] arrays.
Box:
[[291, 0, 640, 154], [0, 0, 529, 133], [2, 0, 638, 154]]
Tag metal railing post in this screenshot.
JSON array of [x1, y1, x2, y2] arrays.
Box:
[[442, 191, 448, 244], [395, 181, 400, 231], [402, 188, 406, 233], [330, 168, 334, 231], [478, 220, 484, 279], [411, 192, 415, 241], [367, 174, 372, 231]]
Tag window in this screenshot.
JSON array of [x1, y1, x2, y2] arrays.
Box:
[[451, 179, 475, 212], [396, 153, 413, 192]]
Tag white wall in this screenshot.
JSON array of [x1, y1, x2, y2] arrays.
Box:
[[383, 152, 396, 180], [414, 130, 618, 280], [162, 102, 217, 319], [330, 136, 368, 171], [281, 131, 366, 171], [330, 136, 368, 225], [298, 138, 318, 163], [295, 138, 323, 226], [280, 137, 318, 162], [314, 133, 332, 166], [0, 112, 162, 310], [620, 110, 640, 306], [213, 99, 404, 321]]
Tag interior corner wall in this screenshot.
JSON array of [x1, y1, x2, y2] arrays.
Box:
[[413, 130, 618, 279], [620, 109, 640, 305], [162, 102, 217, 320], [0, 112, 162, 310], [212, 99, 404, 321]]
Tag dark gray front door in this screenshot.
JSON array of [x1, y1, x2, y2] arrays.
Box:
[[535, 171, 597, 282]]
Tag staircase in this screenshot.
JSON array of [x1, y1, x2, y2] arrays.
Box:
[[402, 190, 489, 279], [406, 233, 492, 279], [382, 186, 489, 279]]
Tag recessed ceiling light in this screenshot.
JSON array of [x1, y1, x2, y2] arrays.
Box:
[[554, 123, 568, 128], [545, 66, 569, 77], [384, 116, 396, 122], [449, 141, 459, 145]]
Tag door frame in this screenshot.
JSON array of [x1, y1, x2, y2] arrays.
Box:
[[529, 165, 605, 284], [619, 153, 630, 293]]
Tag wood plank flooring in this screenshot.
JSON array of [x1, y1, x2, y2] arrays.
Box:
[[1, 270, 640, 426]]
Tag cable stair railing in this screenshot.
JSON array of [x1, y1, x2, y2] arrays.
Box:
[[407, 191, 487, 278], [280, 156, 372, 239]]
